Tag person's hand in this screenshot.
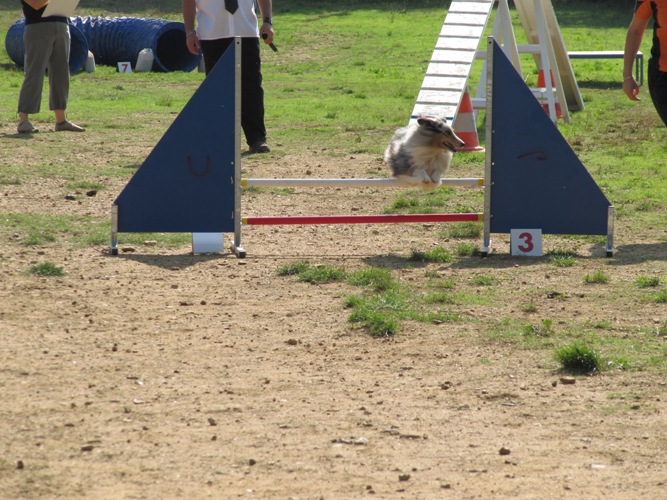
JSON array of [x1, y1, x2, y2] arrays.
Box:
[[623, 76, 640, 101], [260, 24, 274, 45], [186, 31, 200, 56]]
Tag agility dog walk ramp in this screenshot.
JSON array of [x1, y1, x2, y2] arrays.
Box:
[[410, 0, 494, 125]]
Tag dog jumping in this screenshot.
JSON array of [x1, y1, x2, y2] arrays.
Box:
[[384, 116, 465, 189]]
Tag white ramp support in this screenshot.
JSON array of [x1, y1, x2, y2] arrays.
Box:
[[474, 0, 521, 112], [514, 0, 584, 113], [473, 0, 583, 124], [410, 0, 494, 125]]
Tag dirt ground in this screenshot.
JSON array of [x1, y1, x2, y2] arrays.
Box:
[[1, 142, 667, 499]]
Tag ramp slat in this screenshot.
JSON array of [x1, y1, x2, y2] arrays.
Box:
[[439, 25, 486, 38], [411, 104, 457, 120], [425, 62, 472, 77], [444, 13, 493, 26], [420, 75, 468, 90], [435, 37, 483, 50], [431, 48, 477, 64], [416, 90, 462, 105]]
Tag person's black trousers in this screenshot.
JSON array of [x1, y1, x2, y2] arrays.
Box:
[[648, 58, 667, 127], [200, 37, 267, 147]]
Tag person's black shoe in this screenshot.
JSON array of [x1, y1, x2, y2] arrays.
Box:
[[249, 142, 271, 154]]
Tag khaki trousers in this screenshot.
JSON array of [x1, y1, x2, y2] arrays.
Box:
[[18, 22, 71, 114]]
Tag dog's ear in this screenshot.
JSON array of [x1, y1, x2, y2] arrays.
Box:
[[417, 116, 438, 128], [417, 116, 448, 130]]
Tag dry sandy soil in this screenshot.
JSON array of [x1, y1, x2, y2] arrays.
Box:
[[1, 131, 667, 499]]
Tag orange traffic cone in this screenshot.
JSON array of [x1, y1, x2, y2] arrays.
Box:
[[537, 69, 563, 120], [452, 88, 484, 152]]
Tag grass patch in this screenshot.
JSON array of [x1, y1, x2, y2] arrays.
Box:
[[657, 321, 667, 337], [345, 292, 405, 337], [409, 247, 454, 263], [635, 275, 662, 288], [277, 261, 467, 336], [276, 261, 346, 283], [548, 250, 578, 268], [28, 262, 65, 277], [277, 261, 310, 276], [456, 243, 478, 257], [524, 319, 555, 338], [584, 269, 611, 284], [555, 343, 602, 374], [348, 267, 395, 292], [485, 318, 553, 349], [584, 319, 614, 330], [424, 291, 457, 304], [449, 222, 482, 239], [521, 302, 538, 313], [471, 275, 494, 286], [0, 213, 194, 248]]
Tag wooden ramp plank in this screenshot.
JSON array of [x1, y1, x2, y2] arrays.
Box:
[[449, 2, 497, 14], [440, 24, 487, 38], [435, 37, 483, 50], [444, 13, 493, 26], [417, 89, 463, 105], [410, 0, 494, 124], [420, 75, 468, 90], [425, 62, 475, 77], [411, 103, 458, 120], [431, 48, 477, 64]]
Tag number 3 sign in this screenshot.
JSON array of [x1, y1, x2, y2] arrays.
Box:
[[510, 229, 543, 256]]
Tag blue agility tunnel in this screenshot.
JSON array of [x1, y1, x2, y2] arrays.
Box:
[[4, 19, 89, 74], [70, 16, 201, 72]]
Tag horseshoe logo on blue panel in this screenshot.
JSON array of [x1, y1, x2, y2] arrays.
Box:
[[187, 156, 212, 177]]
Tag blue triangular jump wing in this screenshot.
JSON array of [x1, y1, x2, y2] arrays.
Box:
[[489, 40, 611, 235], [113, 45, 236, 233]]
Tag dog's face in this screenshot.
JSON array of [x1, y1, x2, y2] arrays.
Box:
[[416, 116, 465, 153]]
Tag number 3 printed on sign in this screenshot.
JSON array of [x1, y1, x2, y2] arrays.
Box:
[[518, 232, 534, 253], [510, 229, 542, 256]]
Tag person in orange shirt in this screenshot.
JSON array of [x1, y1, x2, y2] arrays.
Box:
[[624, 0, 667, 126]]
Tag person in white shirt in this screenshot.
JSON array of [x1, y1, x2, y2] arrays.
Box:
[[183, 0, 274, 153]]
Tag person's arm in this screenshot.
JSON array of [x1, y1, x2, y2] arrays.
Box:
[[182, 0, 200, 56], [257, 0, 274, 44], [623, 14, 650, 101], [23, 0, 50, 9]]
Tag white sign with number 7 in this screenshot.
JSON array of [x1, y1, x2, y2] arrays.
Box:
[[117, 62, 133, 74]]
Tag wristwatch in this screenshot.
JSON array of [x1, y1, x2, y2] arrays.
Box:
[[263, 17, 272, 25]]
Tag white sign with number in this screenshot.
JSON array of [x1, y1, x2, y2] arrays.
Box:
[[510, 229, 543, 256], [117, 62, 132, 74]]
